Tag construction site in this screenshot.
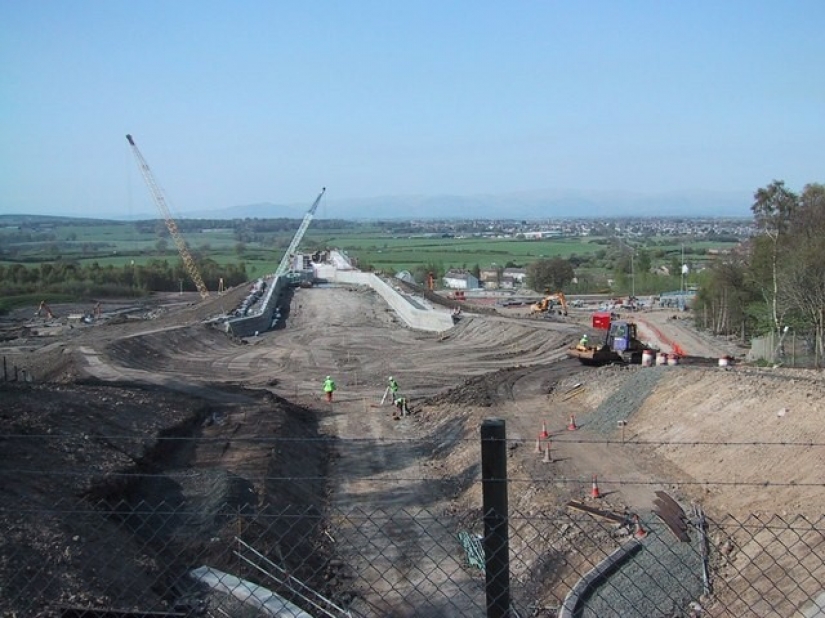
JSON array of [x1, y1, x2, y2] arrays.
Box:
[[1, 136, 824, 617], [2, 243, 825, 616]]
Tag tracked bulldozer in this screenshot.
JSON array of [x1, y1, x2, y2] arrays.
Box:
[[567, 314, 654, 366]]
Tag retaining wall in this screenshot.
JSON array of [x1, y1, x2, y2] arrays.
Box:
[[225, 269, 454, 336], [224, 275, 289, 337], [331, 271, 455, 332]]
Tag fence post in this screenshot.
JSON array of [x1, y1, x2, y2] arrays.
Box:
[[481, 418, 510, 618]]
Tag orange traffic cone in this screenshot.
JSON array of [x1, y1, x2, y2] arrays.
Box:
[[540, 422, 549, 439], [591, 475, 601, 499], [567, 414, 578, 431], [633, 514, 647, 538], [535, 437, 542, 453], [543, 441, 553, 463]]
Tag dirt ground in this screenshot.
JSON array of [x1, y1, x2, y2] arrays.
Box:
[[1, 285, 823, 616]]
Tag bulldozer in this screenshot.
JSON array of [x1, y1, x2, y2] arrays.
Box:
[[567, 317, 653, 366], [530, 291, 568, 316]]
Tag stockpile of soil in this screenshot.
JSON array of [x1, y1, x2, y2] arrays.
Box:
[[0, 381, 330, 615]]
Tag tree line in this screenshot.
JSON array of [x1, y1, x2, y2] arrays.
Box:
[[693, 181, 824, 365], [0, 258, 249, 310]]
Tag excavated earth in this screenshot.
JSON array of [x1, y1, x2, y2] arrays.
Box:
[[1, 286, 824, 617]]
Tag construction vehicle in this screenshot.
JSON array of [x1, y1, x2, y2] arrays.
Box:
[[272, 187, 326, 278], [126, 134, 210, 300], [35, 301, 56, 319], [530, 291, 568, 316], [567, 314, 654, 365]]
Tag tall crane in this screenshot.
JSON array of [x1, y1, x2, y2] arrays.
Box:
[[273, 187, 326, 277], [125, 134, 210, 299]]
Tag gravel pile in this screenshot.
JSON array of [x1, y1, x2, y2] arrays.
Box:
[[581, 521, 705, 617], [567, 366, 708, 616], [585, 367, 665, 435]]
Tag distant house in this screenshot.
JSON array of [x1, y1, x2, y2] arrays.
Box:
[[500, 276, 515, 290], [479, 268, 500, 290], [442, 269, 479, 290], [503, 268, 527, 287]]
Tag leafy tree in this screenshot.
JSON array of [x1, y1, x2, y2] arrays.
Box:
[[694, 258, 759, 339], [782, 183, 825, 365], [526, 257, 575, 292], [751, 180, 797, 333], [668, 255, 681, 277], [636, 248, 652, 274], [411, 262, 443, 288]]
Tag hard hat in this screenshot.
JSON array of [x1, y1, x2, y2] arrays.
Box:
[[388, 376, 393, 380], [326, 376, 331, 380]]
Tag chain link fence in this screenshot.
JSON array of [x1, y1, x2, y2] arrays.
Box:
[[2, 493, 824, 616], [748, 330, 823, 368]]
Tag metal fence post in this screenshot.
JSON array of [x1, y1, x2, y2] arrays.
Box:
[[481, 418, 510, 618]]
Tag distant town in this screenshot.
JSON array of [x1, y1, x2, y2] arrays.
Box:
[[380, 216, 755, 241]]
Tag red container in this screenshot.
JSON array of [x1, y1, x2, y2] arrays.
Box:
[[591, 312, 612, 330]]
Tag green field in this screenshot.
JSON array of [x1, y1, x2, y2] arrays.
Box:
[[318, 236, 602, 272], [0, 215, 744, 305]]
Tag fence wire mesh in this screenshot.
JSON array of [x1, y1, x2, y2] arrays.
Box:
[[2, 496, 824, 617]]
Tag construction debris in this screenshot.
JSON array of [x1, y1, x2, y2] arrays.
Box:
[[566, 500, 628, 524], [653, 491, 690, 542]]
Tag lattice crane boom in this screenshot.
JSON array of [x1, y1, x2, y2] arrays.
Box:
[[126, 134, 209, 299], [273, 187, 326, 277]]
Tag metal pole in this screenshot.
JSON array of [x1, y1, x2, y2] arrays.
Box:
[[481, 418, 510, 618]]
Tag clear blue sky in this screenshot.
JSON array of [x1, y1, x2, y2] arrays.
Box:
[[1, 1, 822, 218]]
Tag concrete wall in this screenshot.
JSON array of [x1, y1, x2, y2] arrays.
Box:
[[224, 275, 289, 337], [332, 271, 455, 332], [226, 265, 454, 336]]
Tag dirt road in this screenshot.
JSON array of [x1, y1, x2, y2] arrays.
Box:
[[71, 286, 701, 613]]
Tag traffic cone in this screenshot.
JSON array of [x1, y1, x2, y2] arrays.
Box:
[[543, 442, 553, 463], [540, 422, 549, 439], [567, 414, 578, 431], [535, 437, 542, 453], [633, 514, 647, 538], [591, 475, 601, 499]]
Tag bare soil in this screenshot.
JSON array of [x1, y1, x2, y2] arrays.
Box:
[[1, 286, 823, 616]]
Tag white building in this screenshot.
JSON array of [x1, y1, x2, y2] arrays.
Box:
[[442, 270, 479, 290]]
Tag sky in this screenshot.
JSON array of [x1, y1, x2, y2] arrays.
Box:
[[1, 1, 823, 219]]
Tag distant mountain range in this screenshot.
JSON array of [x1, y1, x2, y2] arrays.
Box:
[[2, 189, 748, 221], [181, 188, 752, 221]]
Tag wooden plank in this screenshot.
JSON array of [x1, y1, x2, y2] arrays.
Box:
[[655, 491, 686, 519], [653, 508, 691, 542], [566, 500, 628, 524], [653, 497, 685, 524]]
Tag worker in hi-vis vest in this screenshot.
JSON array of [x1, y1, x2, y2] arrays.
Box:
[[388, 376, 399, 397], [323, 376, 336, 402]]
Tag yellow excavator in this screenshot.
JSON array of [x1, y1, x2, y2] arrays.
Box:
[[36, 301, 56, 319], [530, 291, 568, 316]]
